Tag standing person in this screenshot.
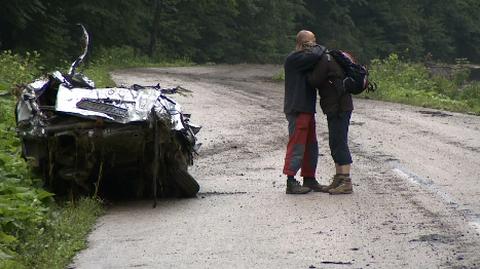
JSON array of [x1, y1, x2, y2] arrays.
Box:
[[308, 50, 354, 194], [282, 30, 328, 194]]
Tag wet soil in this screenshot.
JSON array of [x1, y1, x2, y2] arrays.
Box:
[[71, 65, 480, 268]]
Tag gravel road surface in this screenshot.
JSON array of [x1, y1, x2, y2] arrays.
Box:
[[71, 65, 480, 269]]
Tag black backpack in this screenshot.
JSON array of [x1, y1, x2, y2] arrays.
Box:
[[328, 49, 376, 95]]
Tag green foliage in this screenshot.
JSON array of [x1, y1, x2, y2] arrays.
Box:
[[272, 69, 285, 82], [0, 53, 47, 267], [81, 46, 193, 88], [0, 51, 42, 92], [2, 0, 480, 64], [0, 51, 104, 268], [82, 65, 117, 88], [90, 46, 150, 68], [367, 54, 480, 114], [15, 198, 103, 269], [0, 0, 45, 29], [0, 94, 52, 268], [303, 0, 480, 63]]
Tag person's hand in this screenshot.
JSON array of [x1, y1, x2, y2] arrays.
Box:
[[302, 41, 317, 50]]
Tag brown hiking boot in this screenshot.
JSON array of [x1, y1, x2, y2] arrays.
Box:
[[328, 177, 353, 195], [286, 179, 311, 194], [303, 177, 328, 192], [316, 175, 344, 193]]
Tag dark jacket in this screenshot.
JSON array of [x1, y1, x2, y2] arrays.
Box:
[[308, 52, 353, 114], [283, 45, 325, 114]]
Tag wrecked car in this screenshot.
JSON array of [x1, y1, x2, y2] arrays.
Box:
[[15, 25, 201, 203]]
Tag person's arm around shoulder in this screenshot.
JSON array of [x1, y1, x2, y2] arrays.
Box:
[[287, 44, 325, 72]]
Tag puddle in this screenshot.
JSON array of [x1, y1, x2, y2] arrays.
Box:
[[409, 233, 453, 244], [198, 191, 247, 198], [418, 110, 452, 117], [320, 261, 353, 265], [350, 121, 365, 126]]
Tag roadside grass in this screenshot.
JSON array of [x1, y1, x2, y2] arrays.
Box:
[[366, 54, 480, 115], [272, 69, 285, 81], [0, 50, 108, 269], [1, 93, 104, 269], [82, 46, 193, 87], [16, 198, 103, 269], [1, 47, 192, 268], [273, 53, 480, 115]]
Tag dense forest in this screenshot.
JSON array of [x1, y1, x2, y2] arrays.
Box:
[[1, 0, 480, 64]]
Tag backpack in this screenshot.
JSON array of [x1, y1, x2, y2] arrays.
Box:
[[328, 49, 376, 95]]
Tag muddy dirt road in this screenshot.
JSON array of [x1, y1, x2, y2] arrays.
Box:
[[72, 65, 480, 268]]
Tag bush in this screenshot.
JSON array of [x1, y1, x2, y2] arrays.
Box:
[[0, 51, 49, 266], [366, 54, 480, 114], [0, 51, 42, 93], [88, 46, 192, 69], [0, 51, 103, 268], [90, 46, 150, 68], [0, 95, 54, 268]]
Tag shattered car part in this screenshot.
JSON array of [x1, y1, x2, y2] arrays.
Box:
[[15, 24, 201, 201]]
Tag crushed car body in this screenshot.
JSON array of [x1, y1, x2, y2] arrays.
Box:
[[15, 25, 201, 203]]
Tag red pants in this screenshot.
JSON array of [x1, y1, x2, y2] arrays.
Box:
[[283, 113, 318, 178]]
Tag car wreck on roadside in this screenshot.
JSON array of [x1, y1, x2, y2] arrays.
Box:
[[15, 25, 201, 204]]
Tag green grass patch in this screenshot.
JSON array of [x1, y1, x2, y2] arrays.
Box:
[[0, 51, 42, 93], [14, 198, 103, 269], [272, 69, 285, 82], [365, 54, 480, 115], [82, 64, 116, 87], [80, 46, 194, 87]]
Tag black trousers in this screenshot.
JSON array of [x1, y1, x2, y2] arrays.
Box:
[[326, 111, 352, 165]]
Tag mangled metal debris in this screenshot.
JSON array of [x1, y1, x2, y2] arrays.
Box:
[[15, 25, 201, 203]]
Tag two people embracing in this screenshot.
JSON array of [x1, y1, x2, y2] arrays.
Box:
[[283, 30, 354, 195]]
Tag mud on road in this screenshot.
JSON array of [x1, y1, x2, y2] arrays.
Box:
[[72, 65, 480, 269]]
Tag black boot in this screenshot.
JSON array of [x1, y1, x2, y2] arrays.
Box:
[[302, 177, 328, 192], [286, 178, 311, 194]]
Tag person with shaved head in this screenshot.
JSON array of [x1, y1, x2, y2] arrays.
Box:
[[282, 30, 328, 194]]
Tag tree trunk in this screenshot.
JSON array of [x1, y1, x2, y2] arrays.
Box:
[[149, 0, 160, 58]]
